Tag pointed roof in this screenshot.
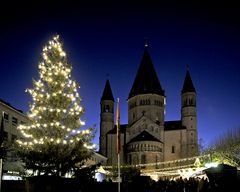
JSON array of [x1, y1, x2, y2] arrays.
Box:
[[128, 130, 161, 143], [101, 79, 114, 101], [181, 69, 196, 94], [128, 47, 164, 99]]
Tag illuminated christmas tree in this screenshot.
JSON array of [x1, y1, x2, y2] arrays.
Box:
[[17, 35, 95, 176]]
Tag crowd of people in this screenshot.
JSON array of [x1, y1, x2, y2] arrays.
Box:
[[147, 177, 221, 192], [124, 175, 239, 192]]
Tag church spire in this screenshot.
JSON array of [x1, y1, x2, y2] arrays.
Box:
[[101, 79, 114, 101], [144, 38, 149, 48], [128, 45, 164, 99], [181, 67, 196, 94]]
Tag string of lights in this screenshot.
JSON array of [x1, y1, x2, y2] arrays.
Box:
[[103, 154, 211, 169], [17, 35, 95, 151]]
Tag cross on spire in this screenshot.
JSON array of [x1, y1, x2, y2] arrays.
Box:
[[144, 38, 149, 47]]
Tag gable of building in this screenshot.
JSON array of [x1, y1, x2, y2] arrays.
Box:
[[128, 116, 163, 140]]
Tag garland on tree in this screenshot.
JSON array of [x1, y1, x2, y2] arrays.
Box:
[[17, 35, 95, 176]]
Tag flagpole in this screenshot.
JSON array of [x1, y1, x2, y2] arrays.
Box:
[[116, 98, 121, 192], [118, 152, 120, 192]]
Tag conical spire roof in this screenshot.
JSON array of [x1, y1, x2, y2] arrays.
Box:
[[101, 79, 114, 101], [128, 47, 164, 99], [181, 69, 196, 94]]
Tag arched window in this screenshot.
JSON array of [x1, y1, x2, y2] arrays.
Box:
[[184, 99, 187, 106], [189, 98, 193, 105], [147, 99, 150, 105], [133, 155, 138, 165], [104, 105, 110, 112], [128, 155, 132, 164], [141, 154, 146, 164]]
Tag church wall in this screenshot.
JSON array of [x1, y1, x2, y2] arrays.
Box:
[[100, 49, 198, 168], [164, 129, 187, 161], [100, 114, 114, 135], [128, 94, 165, 126], [149, 124, 165, 144], [100, 115, 114, 156], [126, 122, 164, 143], [106, 133, 124, 165], [126, 141, 163, 165]]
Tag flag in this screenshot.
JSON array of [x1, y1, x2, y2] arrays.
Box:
[[116, 98, 121, 154], [0, 113, 4, 147]]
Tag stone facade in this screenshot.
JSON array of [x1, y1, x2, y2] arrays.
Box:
[[99, 46, 198, 166]]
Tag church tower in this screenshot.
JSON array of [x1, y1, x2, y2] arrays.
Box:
[[128, 45, 165, 127], [99, 79, 114, 157], [98, 44, 199, 167], [181, 68, 198, 157], [126, 45, 165, 165]]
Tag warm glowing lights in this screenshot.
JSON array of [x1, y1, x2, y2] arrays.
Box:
[[83, 143, 96, 150], [17, 129, 95, 146], [205, 162, 218, 168], [17, 35, 95, 157]]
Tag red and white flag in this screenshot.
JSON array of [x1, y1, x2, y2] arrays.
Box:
[[116, 98, 121, 154]]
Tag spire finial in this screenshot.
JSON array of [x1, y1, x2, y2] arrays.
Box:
[[186, 64, 189, 71], [144, 37, 149, 48], [106, 73, 110, 79]]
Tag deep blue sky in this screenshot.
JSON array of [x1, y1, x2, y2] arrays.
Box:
[[1, 1, 240, 149]]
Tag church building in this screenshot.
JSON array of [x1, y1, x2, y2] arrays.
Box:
[[99, 45, 198, 166]]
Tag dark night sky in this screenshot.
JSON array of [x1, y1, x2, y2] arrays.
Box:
[[1, 0, 240, 149]]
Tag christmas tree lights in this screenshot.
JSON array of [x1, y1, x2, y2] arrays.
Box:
[[17, 35, 95, 176]]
